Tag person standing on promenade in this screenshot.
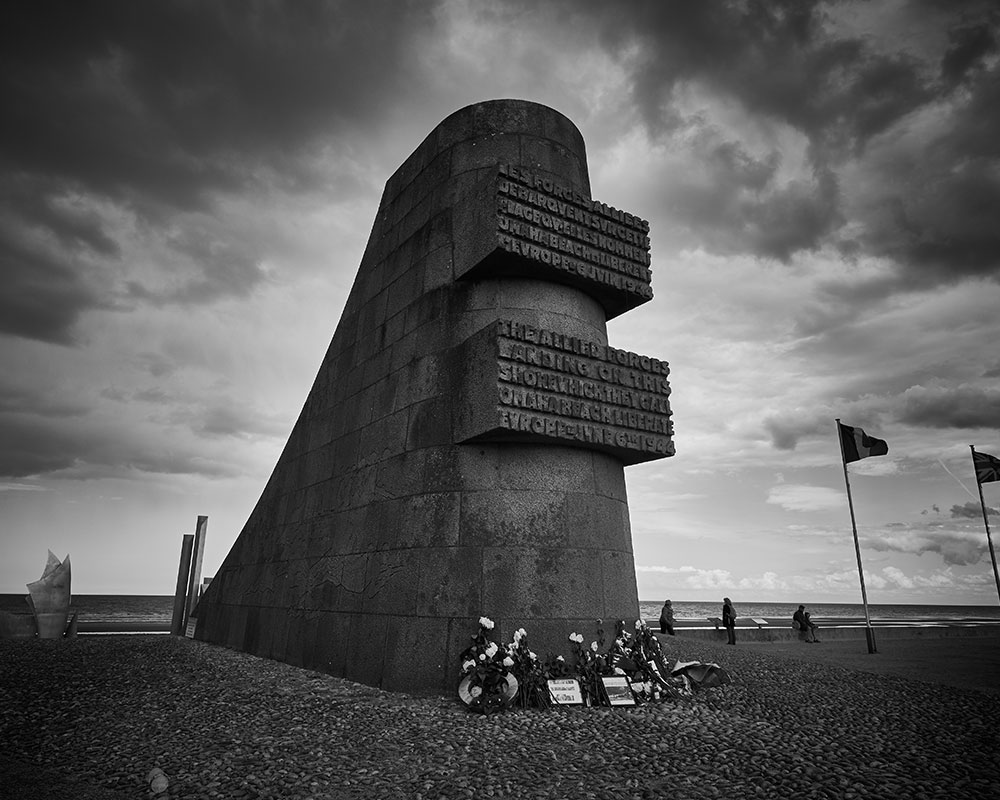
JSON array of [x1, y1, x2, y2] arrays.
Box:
[[722, 597, 737, 645], [793, 604, 821, 643], [659, 600, 675, 635]]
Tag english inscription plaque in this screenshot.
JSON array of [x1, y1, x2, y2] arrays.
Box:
[[458, 319, 674, 464]]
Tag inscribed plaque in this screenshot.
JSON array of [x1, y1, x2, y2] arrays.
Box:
[[547, 678, 584, 705], [457, 319, 675, 464], [454, 165, 653, 318]]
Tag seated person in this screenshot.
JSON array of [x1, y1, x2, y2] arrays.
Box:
[[792, 605, 820, 643]]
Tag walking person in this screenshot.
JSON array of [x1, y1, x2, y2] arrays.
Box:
[[659, 600, 675, 635], [722, 597, 737, 645]]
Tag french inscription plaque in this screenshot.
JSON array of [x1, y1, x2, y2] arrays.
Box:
[[455, 165, 654, 318]]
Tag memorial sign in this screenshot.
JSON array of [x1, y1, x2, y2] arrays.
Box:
[[547, 678, 584, 705], [601, 676, 637, 706]]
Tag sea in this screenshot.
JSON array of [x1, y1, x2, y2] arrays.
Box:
[[2, 594, 999, 627], [637, 600, 1000, 623], [0, 594, 175, 627]]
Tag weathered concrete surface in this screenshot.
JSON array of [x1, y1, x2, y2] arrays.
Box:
[[195, 100, 672, 694]]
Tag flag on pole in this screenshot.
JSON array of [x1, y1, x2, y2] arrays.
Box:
[[838, 422, 888, 463], [974, 450, 1000, 484]]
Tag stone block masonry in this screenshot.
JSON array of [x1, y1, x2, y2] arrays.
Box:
[[194, 100, 674, 695]]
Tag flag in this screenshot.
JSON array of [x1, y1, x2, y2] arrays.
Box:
[[838, 422, 888, 463], [974, 450, 1000, 484]]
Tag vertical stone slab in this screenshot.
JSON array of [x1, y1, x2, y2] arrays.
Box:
[[196, 100, 674, 695], [184, 515, 207, 629], [171, 533, 194, 635]]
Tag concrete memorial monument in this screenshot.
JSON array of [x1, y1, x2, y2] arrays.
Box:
[[195, 100, 674, 695], [28, 550, 72, 639], [0, 550, 73, 639]]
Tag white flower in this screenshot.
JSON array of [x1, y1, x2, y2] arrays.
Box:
[[514, 627, 527, 643], [462, 659, 476, 672], [556, 655, 565, 662], [469, 685, 483, 698], [479, 653, 486, 661], [590, 641, 599, 652], [569, 632, 584, 644], [529, 651, 537, 661], [635, 619, 643, 630], [485, 642, 498, 658], [479, 616, 495, 630], [503, 656, 514, 667], [614, 667, 625, 676]]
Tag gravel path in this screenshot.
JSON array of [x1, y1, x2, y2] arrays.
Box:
[[2, 635, 999, 799], [737, 634, 1000, 694]]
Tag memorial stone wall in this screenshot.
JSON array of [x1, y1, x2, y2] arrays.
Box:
[[194, 100, 674, 695]]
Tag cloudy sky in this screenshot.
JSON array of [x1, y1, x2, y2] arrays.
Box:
[[2, 0, 999, 607]]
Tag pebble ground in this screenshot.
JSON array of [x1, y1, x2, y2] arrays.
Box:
[[2, 635, 999, 799]]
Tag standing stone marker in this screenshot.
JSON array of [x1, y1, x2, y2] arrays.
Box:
[[170, 533, 194, 636], [184, 515, 208, 627], [195, 100, 674, 695]]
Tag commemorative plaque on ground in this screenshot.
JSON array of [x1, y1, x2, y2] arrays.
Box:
[[602, 676, 637, 706], [194, 100, 675, 695], [547, 679, 584, 705]]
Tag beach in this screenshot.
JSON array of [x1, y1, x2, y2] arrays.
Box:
[[2, 634, 999, 800]]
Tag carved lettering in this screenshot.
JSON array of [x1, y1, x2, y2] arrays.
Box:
[[498, 164, 650, 234], [498, 320, 670, 377], [496, 410, 673, 457], [487, 320, 674, 458], [490, 165, 654, 307]]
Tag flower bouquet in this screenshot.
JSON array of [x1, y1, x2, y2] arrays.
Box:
[[568, 624, 610, 707], [505, 627, 551, 709], [458, 616, 518, 714], [627, 620, 681, 699]]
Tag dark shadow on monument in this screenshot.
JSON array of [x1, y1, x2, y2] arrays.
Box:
[[194, 99, 674, 695]]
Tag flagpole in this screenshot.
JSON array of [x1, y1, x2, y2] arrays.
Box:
[[971, 445, 1000, 605], [836, 419, 877, 654]]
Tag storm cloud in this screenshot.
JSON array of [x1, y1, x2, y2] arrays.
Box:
[[550, 0, 1000, 279], [0, 0, 439, 343], [1, 1, 998, 600], [899, 385, 1000, 429]]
